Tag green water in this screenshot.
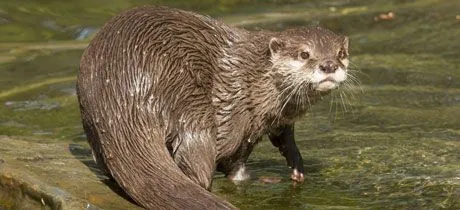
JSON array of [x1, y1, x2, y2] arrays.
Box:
[[0, 0, 459, 209]]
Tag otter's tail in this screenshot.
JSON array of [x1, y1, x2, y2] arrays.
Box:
[[82, 113, 235, 209]]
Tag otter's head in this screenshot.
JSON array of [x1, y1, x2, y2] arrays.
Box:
[[269, 26, 349, 92]]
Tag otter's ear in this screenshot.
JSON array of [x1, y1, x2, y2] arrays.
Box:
[[269, 38, 285, 55], [342, 36, 349, 50]]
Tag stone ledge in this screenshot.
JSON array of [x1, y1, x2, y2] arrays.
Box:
[[0, 136, 141, 210]]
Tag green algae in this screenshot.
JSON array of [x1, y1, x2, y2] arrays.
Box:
[[0, 0, 459, 209]]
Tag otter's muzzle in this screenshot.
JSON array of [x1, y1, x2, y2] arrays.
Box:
[[319, 60, 339, 74]]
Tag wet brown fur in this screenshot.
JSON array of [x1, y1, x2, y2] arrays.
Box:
[[77, 6, 348, 209]]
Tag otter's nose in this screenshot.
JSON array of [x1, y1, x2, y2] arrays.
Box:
[[319, 61, 339, 73]]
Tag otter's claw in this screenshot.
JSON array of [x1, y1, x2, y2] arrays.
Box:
[[290, 168, 305, 182]]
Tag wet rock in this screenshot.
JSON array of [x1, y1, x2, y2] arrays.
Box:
[[0, 136, 141, 210]]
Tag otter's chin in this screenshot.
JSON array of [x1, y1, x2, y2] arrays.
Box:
[[315, 81, 338, 92]]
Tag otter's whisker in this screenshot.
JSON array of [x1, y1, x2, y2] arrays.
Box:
[[338, 91, 346, 114], [305, 81, 313, 111], [295, 80, 307, 113], [329, 91, 334, 115], [347, 66, 369, 80], [342, 82, 358, 99], [346, 72, 362, 86], [291, 80, 304, 114], [273, 81, 297, 125], [334, 92, 340, 121]]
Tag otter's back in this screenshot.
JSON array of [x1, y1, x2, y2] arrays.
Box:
[[78, 6, 237, 123]]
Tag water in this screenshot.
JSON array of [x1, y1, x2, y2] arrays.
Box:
[[0, 0, 459, 209]]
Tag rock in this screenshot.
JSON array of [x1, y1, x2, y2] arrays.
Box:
[[0, 136, 141, 210]]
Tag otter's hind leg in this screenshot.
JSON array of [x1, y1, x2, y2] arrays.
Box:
[[172, 126, 217, 190], [269, 124, 305, 182], [216, 141, 256, 182]]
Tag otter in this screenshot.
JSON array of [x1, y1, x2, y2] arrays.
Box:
[[77, 6, 350, 210]]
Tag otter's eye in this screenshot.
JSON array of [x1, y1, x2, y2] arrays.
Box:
[[300, 51, 310, 60], [338, 49, 347, 59]]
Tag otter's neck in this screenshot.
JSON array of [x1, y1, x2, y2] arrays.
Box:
[[219, 30, 313, 130]]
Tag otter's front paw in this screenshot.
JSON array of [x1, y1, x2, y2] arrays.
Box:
[[290, 168, 304, 182]]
